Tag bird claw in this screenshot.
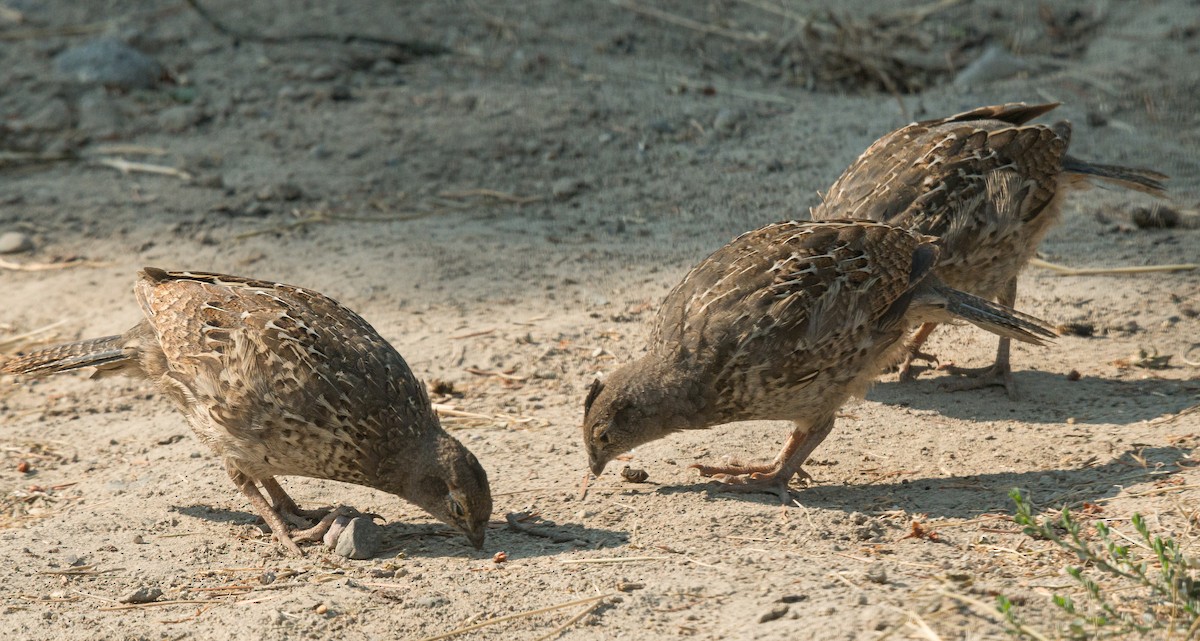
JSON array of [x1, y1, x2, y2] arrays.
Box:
[[289, 505, 363, 543], [691, 462, 809, 504], [897, 350, 939, 382]]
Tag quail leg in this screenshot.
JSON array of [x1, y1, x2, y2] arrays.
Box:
[[227, 468, 305, 556], [692, 416, 834, 504], [896, 322, 941, 382], [942, 277, 1019, 399]]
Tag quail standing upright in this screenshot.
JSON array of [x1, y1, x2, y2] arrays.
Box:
[[582, 220, 1056, 500], [811, 103, 1167, 398], [2, 268, 492, 555]]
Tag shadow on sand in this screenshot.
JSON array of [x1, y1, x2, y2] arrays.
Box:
[[657, 445, 1190, 519]]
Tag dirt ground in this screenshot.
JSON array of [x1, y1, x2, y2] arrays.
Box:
[[1, 1, 1198, 639]]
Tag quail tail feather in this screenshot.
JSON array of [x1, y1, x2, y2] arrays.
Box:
[[1062, 156, 1167, 196], [940, 289, 1057, 346], [2, 335, 128, 377]]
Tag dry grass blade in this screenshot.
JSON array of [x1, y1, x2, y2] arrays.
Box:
[[413, 592, 615, 641], [559, 556, 670, 564], [0, 320, 66, 353], [532, 599, 604, 641], [0, 258, 106, 271], [1029, 257, 1197, 275], [94, 157, 193, 181]]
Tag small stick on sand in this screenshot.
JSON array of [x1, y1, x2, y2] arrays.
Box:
[[0, 258, 103, 272], [413, 592, 616, 641], [99, 599, 224, 611], [438, 189, 543, 205], [533, 599, 605, 641], [464, 367, 528, 382], [1029, 257, 1197, 275], [559, 556, 669, 564], [95, 157, 193, 181]]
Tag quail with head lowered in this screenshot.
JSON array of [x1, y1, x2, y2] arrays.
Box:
[[811, 103, 1167, 398], [582, 220, 1056, 500], [2, 268, 492, 555]]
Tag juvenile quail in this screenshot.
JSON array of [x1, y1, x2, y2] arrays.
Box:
[[2, 268, 492, 555], [582, 220, 1056, 500], [811, 103, 1167, 397]]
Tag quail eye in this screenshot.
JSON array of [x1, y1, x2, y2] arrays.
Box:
[[597, 432, 610, 445]]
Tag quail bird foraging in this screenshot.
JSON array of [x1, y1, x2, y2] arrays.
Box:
[[811, 103, 1167, 398], [582, 221, 1056, 500], [2, 268, 492, 555]]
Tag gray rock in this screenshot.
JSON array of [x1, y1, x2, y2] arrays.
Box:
[[309, 65, 339, 81], [953, 45, 1031, 87], [551, 177, 586, 201], [119, 587, 163, 604], [334, 517, 383, 560], [0, 231, 33, 254], [55, 38, 163, 90], [322, 513, 353, 548], [713, 108, 743, 134], [415, 595, 449, 608], [864, 563, 888, 584]]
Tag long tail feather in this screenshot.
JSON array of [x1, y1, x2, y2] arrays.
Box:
[[940, 289, 1057, 346], [1062, 156, 1168, 196], [2, 335, 129, 377]]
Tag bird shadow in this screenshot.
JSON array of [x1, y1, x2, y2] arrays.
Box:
[[656, 445, 1190, 519], [171, 505, 625, 560], [869, 369, 1193, 425]]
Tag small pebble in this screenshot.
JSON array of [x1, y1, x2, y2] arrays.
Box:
[[864, 564, 888, 584], [620, 466, 649, 483], [551, 177, 585, 201], [335, 516, 383, 560], [712, 108, 743, 134], [492, 551, 508, 563], [759, 605, 789, 623], [119, 587, 163, 604], [1066, 369, 1081, 382], [55, 38, 163, 90], [309, 65, 339, 81], [0, 231, 33, 254], [1131, 205, 1179, 229]]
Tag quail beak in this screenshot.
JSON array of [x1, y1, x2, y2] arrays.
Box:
[[466, 524, 485, 550], [589, 453, 608, 477]]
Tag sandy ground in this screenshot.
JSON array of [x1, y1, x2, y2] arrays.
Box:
[[1, 1, 1198, 639]]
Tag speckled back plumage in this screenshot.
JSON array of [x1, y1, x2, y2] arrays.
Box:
[[646, 221, 936, 422], [810, 103, 1166, 299], [132, 268, 437, 486], [810, 103, 1069, 298]]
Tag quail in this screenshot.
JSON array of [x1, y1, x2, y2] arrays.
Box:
[[2, 268, 492, 555], [582, 220, 1056, 500], [811, 102, 1167, 398]]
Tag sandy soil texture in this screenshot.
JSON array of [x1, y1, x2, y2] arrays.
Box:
[[1, 1, 1198, 639]]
